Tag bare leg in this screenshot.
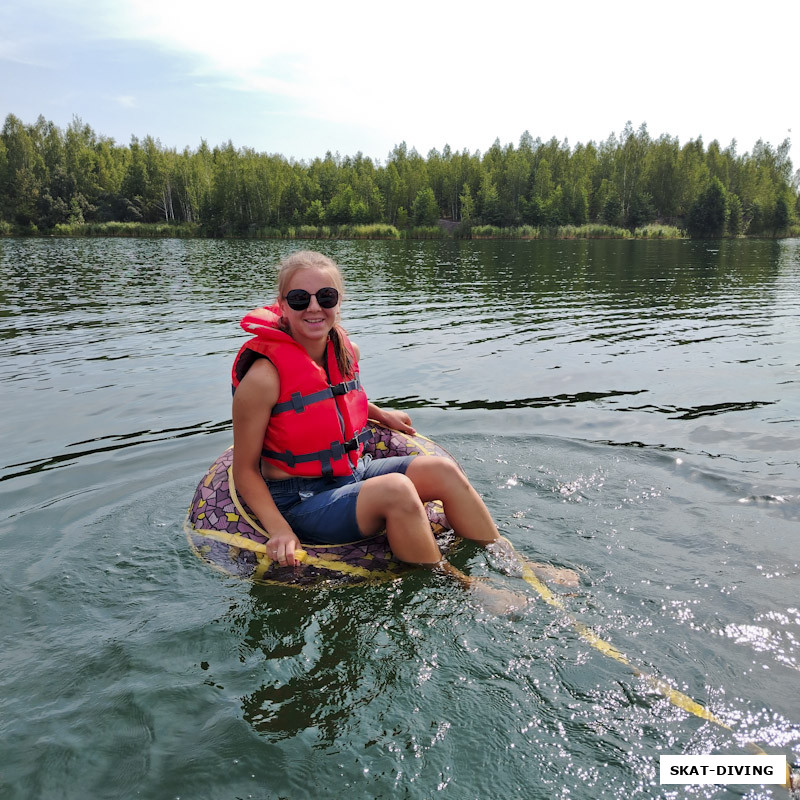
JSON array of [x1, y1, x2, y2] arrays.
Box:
[[404, 457, 500, 545], [406, 458, 579, 589], [356, 469, 527, 612], [355, 472, 443, 564]]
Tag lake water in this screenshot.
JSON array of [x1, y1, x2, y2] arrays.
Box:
[[1, 237, 799, 799]]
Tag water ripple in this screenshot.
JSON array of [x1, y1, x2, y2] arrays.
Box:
[[2, 237, 799, 799]]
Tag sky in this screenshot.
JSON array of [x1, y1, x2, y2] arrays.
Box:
[[1, 0, 797, 167]]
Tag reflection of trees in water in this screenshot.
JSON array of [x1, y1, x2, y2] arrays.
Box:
[[8, 237, 784, 314], [341, 238, 786, 308], [236, 583, 435, 742]]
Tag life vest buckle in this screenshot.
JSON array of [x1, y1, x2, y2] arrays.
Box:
[[290, 392, 305, 412], [329, 440, 344, 460]]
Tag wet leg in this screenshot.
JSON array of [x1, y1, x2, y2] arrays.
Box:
[[355, 472, 523, 611], [404, 457, 500, 544], [406, 458, 578, 589], [355, 472, 442, 564], [359, 465, 526, 611]]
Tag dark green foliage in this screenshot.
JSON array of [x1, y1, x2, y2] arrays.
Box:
[[478, 176, 503, 226], [0, 113, 796, 238], [626, 192, 656, 230], [305, 199, 325, 226], [544, 185, 567, 226], [520, 195, 544, 226], [687, 178, 728, 238], [569, 186, 589, 225], [772, 196, 790, 233], [726, 193, 743, 236], [601, 192, 623, 227], [411, 187, 439, 226]]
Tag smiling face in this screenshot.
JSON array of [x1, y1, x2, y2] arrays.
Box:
[[278, 265, 341, 349]]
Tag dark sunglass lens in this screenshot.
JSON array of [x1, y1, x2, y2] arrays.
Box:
[[317, 288, 339, 308], [285, 287, 338, 310], [286, 290, 311, 310]]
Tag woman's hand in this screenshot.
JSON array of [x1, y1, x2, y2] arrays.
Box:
[[371, 405, 415, 435], [266, 528, 302, 567]]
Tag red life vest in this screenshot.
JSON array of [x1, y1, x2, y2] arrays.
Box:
[[231, 305, 370, 478]]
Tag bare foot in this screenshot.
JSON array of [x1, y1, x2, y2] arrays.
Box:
[[484, 537, 524, 577], [486, 537, 579, 588], [528, 562, 580, 589], [470, 581, 530, 615]]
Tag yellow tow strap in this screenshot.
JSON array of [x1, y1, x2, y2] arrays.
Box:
[[191, 526, 794, 789], [515, 544, 793, 789], [189, 527, 403, 582]]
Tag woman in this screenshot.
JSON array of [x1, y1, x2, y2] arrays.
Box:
[[232, 251, 558, 600]]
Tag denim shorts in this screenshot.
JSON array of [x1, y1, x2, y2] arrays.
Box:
[[267, 454, 417, 545]]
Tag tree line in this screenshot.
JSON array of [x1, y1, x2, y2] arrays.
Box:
[[1, 113, 798, 238]]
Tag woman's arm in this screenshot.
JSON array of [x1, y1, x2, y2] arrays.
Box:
[[232, 358, 301, 566]]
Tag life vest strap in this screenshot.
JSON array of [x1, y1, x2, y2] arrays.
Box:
[[271, 376, 362, 415], [261, 426, 373, 469]]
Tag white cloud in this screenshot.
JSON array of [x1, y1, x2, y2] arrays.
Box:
[[4, 0, 797, 161], [84, 1, 791, 153], [0, 39, 29, 64]]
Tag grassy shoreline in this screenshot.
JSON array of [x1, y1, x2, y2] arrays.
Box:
[[2, 220, 799, 240]]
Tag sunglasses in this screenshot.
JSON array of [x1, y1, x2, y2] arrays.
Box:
[[283, 287, 339, 311]]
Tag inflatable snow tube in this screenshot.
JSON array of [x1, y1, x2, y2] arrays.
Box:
[[185, 422, 459, 586]]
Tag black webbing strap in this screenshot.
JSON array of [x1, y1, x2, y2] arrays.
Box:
[[261, 427, 373, 469], [271, 376, 362, 415]]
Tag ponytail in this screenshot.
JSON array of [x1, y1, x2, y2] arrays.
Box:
[[329, 325, 355, 377]]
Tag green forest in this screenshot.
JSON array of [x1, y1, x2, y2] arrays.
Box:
[[1, 113, 798, 239]]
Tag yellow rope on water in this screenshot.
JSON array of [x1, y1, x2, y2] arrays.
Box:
[[190, 529, 794, 788], [514, 541, 793, 788], [194, 432, 795, 789]]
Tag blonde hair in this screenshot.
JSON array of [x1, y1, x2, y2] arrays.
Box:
[[276, 250, 354, 377]]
